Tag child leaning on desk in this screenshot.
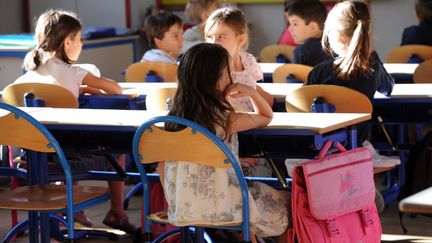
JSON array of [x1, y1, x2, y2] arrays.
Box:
[[286, 0, 331, 67], [161, 42, 289, 242], [141, 10, 184, 64], [204, 6, 274, 177], [14, 9, 136, 234], [401, 0, 432, 46]]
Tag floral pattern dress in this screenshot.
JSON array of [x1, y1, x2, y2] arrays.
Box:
[[230, 51, 263, 113], [163, 129, 289, 237]]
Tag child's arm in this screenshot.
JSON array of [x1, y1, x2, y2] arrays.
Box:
[[256, 85, 274, 108], [82, 73, 122, 95], [225, 83, 273, 133]]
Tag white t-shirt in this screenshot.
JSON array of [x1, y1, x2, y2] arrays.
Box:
[[140, 49, 177, 64], [15, 56, 89, 98]]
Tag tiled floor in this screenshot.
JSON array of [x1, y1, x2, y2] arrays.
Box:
[[1, 182, 432, 242]]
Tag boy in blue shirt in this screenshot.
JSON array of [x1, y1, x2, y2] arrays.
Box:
[[401, 0, 432, 46], [141, 11, 184, 63], [287, 0, 330, 67]]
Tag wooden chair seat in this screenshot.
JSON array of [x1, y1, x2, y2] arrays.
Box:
[[145, 87, 177, 111], [125, 62, 178, 82], [373, 166, 396, 174], [0, 184, 109, 211], [387, 45, 432, 63], [413, 59, 432, 83], [148, 211, 241, 227], [285, 84, 373, 113], [259, 44, 295, 63], [273, 63, 313, 83], [2, 82, 78, 108]]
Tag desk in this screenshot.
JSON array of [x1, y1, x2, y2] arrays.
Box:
[[258, 63, 419, 83], [16, 107, 369, 241], [22, 107, 370, 156], [399, 186, 432, 214], [0, 35, 138, 89]]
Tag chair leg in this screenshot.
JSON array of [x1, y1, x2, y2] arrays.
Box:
[[124, 182, 143, 210], [2, 219, 29, 243]]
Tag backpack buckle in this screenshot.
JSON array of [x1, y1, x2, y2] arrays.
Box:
[[326, 219, 340, 236], [361, 208, 374, 226]]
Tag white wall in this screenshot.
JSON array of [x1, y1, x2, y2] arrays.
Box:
[[0, 0, 23, 34], [0, 0, 420, 60], [371, 0, 417, 60]]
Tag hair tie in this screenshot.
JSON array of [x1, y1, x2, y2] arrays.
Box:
[[357, 20, 363, 26]]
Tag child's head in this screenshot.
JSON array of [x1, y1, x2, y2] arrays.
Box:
[[204, 7, 249, 57], [144, 11, 184, 57], [287, 0, 327, 44], [323, 0, 372, 80], [24, 9, 82, 71], [185, 0, 219, 24], [169, 43, 233, 134], [415, 0, 432, 22]]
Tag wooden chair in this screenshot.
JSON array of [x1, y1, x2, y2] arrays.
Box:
[[145, 87, 177, 112], [125, 61, 178, 82], [285, 84, 372, 113], [0, 102, 110, 241], [259, 44, 295, 63], [2, 82, 78, 108], [122, 87, 177, 210], [387, 45, 432, 63], [273, 63, 313, 83], [413, 59, 432, 83], [132, 116, 251, 242]]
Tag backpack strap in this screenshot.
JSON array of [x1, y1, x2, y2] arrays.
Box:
[[360, 206, 381, 242]]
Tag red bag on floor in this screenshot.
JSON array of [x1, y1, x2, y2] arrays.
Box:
[[289, 140, 381, 243]]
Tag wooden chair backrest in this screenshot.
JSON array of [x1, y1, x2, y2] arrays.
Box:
[[259, 44, 295, 63], [145, 87, 177, 112], [387, 45, 432, 63], [137, 125, 231, 168], [273, 64, 313, 83], [2, 82, 78, 108], [125, 62, 178, 82], [285, 84, 372, 113], [0, 104, 55, 153], [413, 59, 432, 83]]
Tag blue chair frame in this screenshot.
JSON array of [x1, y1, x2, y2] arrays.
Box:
[[132, 116, 251, 242], [0, 102, 111, 242]]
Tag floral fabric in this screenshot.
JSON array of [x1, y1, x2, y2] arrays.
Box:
[[163, 130, 288, 237]]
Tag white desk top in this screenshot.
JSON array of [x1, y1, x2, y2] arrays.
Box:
[[21, 107, 370, 135], [119, 82, 432, 100], [399, 186, 432, 214], [258, 63, 419, 75]]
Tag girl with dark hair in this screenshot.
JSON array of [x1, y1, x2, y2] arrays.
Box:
[[161, 43, 289, 241]]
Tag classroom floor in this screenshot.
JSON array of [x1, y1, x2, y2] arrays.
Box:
[[0, 180, 432, 243]]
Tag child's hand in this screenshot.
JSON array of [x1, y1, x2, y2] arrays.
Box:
[[224, 83, 255, 99]]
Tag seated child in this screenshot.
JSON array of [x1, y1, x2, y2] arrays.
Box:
[[401, 0, 432, 46], [287, 0, 331, 66], [141, 11, 184, 64], [181, 0, 219, 54], [14, 9, 135, 234]]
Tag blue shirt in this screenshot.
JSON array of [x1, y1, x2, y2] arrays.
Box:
[[140, 49, 177, 64], [293, 38, 331, 67], [401, 20, 432, 46]]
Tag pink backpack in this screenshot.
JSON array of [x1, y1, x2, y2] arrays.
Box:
[[289, 140, 381, 243]]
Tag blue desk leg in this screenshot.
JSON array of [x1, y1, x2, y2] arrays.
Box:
[[348, 126, 358, 149]]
